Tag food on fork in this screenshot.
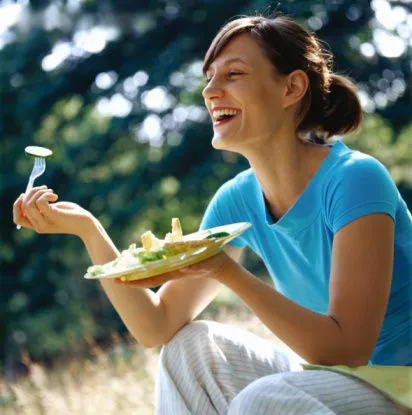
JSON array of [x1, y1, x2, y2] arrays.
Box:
[[25, 146, 53, 158]]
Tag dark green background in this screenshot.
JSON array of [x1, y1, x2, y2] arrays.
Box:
[[1, 0, 411, 377]]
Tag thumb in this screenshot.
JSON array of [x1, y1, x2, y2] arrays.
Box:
[[53, 202, 75, 209], [50, 202, 80, 216]]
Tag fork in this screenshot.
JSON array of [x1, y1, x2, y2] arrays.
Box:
[[17, 157, 46, 230]]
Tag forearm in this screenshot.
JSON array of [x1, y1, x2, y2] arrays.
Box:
[[81, 217, 167, 348], [218, 265, 363, 366]]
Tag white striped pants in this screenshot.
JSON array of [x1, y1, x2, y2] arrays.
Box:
[[155, 320, 405, 414]]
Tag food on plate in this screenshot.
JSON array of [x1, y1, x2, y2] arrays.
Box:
[[86, 218, 230, 279], [141, 231, 164, 251], [25, 146, 53, 158], [206, 232, 230, 239], [164, 218, 183, 242]]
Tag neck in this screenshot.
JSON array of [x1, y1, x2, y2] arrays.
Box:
[[242, 129, 331, 221]]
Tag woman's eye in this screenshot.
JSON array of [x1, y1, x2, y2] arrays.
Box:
[[204, 71, 242, 83]]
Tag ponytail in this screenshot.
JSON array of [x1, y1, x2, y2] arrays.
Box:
[[321, 74, 363, 137]]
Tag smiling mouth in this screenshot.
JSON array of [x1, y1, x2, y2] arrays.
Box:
[[213, 112, 240, 127]]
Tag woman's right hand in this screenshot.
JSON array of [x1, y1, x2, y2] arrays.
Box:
[[13, 185, 95, 238]]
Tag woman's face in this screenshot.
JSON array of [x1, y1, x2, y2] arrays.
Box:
[[202, 33, 288, 153]]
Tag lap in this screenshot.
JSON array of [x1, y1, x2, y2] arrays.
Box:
[[161, 319, 303, 378], [228, 370, 404, 415], [159, 321, 405, 414]]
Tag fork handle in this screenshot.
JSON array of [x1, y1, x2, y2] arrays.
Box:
[[24, 177, 36, 194], [16, 178, 36, 230]]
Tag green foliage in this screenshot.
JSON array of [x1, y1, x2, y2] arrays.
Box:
[[0, 0, 411, 374]]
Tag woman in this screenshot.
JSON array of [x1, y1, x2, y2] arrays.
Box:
[[13, 15, 411, 414]]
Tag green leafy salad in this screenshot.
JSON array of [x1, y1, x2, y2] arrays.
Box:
[[86, 218, 230, 278], [86, 243, 170, 277]]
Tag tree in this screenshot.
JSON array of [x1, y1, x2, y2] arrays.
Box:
[[1, 0, 410, 372]]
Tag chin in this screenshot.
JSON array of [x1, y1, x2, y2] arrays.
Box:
[[211, 134, 235, 151], [211, 138, 225, 150]]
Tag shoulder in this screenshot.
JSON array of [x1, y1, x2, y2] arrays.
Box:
[[325, 147, 397, 198], [215, 168, 255, 198], [322, 145, 399, 233], [200, 168, 255, 235]]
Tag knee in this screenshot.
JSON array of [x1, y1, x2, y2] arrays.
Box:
[[228, 374, 286, 415], [159, 320, 212, 365]]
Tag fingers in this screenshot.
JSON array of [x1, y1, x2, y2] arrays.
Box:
[[110, 256, 222, 288], [23, 185, 48, 202], [113, 274, 166, 288], [113, 278, 159, 289], [113, 269, 186, 288], [22, 187, 57, 232], [13, 193, 35, 229], [23, 189, 51, 228], [36, 191, 58, 215], [51, 201, 74, 210]]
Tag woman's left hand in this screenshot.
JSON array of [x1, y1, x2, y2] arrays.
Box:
[[112, 250, 237, 289]]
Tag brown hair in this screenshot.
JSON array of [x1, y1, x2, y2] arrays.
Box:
[[203, 16, 363, 143]]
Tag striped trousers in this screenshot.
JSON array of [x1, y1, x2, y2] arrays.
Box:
[[155, 320, 405, 414]]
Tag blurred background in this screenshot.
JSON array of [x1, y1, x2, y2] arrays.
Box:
[[0, 0, 411, 413]]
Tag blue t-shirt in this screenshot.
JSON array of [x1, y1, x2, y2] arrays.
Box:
[[200, 139, 412, 366]]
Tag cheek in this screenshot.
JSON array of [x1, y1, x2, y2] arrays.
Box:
[[252, 88, 282, 122], [234, 82, 282, 130]]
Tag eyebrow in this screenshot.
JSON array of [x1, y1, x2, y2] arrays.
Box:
[[206, 57, 249, 72]]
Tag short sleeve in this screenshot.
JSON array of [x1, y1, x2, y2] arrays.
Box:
[[324, 155, 398, 234], [199, 180, 247, 248]]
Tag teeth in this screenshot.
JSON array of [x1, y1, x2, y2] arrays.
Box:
[[212, 108, 239, 120]]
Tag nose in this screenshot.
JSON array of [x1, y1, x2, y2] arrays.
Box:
[[202, 77, 224, 101]]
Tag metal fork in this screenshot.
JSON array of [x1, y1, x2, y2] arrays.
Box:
[[17, 157, 46, 230]]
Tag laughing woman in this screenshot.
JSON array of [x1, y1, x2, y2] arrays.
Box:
[[14, 15, 411, 414]]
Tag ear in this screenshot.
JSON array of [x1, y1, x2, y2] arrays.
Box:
[[281, 70, 309, 109]]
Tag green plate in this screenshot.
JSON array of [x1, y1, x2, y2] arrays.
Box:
[[84, 222, 252, 281]]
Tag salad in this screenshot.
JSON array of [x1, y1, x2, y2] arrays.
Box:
[[86, 218, 230, 278]]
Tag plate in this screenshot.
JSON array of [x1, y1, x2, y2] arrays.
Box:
[[84, 222, 251, 281]]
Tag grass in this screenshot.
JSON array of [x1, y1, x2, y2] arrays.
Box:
[[1, 286, 290, 415]]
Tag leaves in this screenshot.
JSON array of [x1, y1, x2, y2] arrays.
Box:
[[0, 0, 411, 369]]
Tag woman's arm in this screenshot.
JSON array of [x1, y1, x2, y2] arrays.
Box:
[[81, 218, 243, 347], [14, 188, 241, 348], [216, 213, 394, 367], [80, 217, 168, 347]]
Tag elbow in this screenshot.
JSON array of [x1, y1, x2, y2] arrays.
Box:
[[310, 345, 372, 368], [128, 329, 165, 349], [133, 326, 176, 349], [341, 342, 373, 367], [317, 318, 373, 367], [311, 355, 370, 368], [336, 352, 371, 368], [139, 338, 161, 349], [140, 334, 175, 349], [341, 354, 370, 368]]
